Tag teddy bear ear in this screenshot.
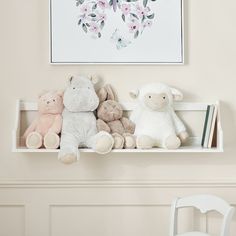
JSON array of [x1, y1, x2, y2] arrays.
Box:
[[105, 84, 117, 101], [56, 90, 64, 97], [170, 87, 183, 101], [129, 89, 139, 99], [38, 90, 48, 98]]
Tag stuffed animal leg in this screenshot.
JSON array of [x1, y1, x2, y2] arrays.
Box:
[[58, 133, 80, 164], [123, 133, 136, 149], [59, 131, 114, 164], [44, 132, 60, 149], [136, 134, 181, 149], [112, 133, 125, 149], [136, 135, 156, 149], [87, 131, 114, 154], [25, 131, 43, 149]]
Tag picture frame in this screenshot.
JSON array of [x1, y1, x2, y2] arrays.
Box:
[[49, 0, 184, 64]]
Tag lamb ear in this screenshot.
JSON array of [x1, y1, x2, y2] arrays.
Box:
[[171, 87, 183, 101], [38, 90, 48, 98], [129, 89, 139, 99]]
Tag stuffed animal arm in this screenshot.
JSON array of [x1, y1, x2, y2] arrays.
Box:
[[97, 119, 111, 133], [23, 119, 38, 139], [169, 109, 189, 143], [48, 115, 63, 134], [120, 117, 135, 134]]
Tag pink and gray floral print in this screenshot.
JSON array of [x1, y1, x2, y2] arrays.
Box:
[[76, 0, 157, 49]]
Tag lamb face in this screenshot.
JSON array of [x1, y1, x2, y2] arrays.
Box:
[[138, 83, 173, 111], [143, 92, 169, 111], [63, 75, 99, 112]]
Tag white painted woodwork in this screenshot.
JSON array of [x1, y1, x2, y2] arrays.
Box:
[[0, 206, 25, 236], [0, 184, 236, 236], [12, 100, 223, 153], [170, 195, 235, 236]]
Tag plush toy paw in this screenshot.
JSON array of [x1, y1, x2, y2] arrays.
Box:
[[94, 132, 114, 154], [164, 134, 181, 149], [136, 135, 154, 149], [59, 153, 77, 164], [112, 133, 124, 149], [123, 133, 136, 149], [44, 132, 60, 149], [178, 131, 189, 144], [58, 147, 79, 164], [26, 132, 43, 149]]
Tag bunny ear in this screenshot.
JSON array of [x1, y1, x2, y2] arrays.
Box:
[[97, 87, 108, 102], [170, 87, 183, 101], [129, 89, 139, 99], [38, 90, 48, 98], [105, 84, 117, 101]]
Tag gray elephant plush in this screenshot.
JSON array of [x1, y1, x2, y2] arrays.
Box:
[[58, 75, 114, 164]]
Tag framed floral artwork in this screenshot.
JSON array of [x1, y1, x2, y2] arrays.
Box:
[[50, 0, 184, 64]]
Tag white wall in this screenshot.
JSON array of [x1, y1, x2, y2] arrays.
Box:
[[0, 0, 236, 235]]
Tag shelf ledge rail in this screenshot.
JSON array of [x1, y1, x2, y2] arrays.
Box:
[[12, 100, 223, 153]]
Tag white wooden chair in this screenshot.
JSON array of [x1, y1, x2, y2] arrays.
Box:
[[169, 194, 235, 236]]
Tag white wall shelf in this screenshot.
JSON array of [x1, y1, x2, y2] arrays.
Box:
[[12, 100, 224, 153]]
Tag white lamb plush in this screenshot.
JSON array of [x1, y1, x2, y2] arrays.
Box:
[[130, 83, 189, 149], [58, 75, 114, 164]]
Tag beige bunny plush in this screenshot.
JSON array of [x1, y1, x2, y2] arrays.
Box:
[[96, 85, 136, 149]]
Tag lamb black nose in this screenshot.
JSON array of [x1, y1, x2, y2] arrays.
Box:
[[47, 101, 50, 104]]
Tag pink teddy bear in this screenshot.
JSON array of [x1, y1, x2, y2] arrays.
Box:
[[23, 90, 64, 149]]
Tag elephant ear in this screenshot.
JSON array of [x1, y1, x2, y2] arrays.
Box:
[[68, 76, 74, 84], [129, 89, 139, 99], [90, 75, 101, 85], [170, 87, 183, 101]]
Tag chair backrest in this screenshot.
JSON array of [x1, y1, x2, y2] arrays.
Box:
[[169, 194, 235, 236]]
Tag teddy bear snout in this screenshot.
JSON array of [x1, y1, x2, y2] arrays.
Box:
[[46, 99, 56, 105], [144, 93, 169, 110]]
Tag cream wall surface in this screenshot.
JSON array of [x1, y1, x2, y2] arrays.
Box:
[[0, 0, 236, 236]]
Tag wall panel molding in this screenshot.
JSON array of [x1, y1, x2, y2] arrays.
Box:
[[0, 205, 25, 236], [1, 179, 236, 188]]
